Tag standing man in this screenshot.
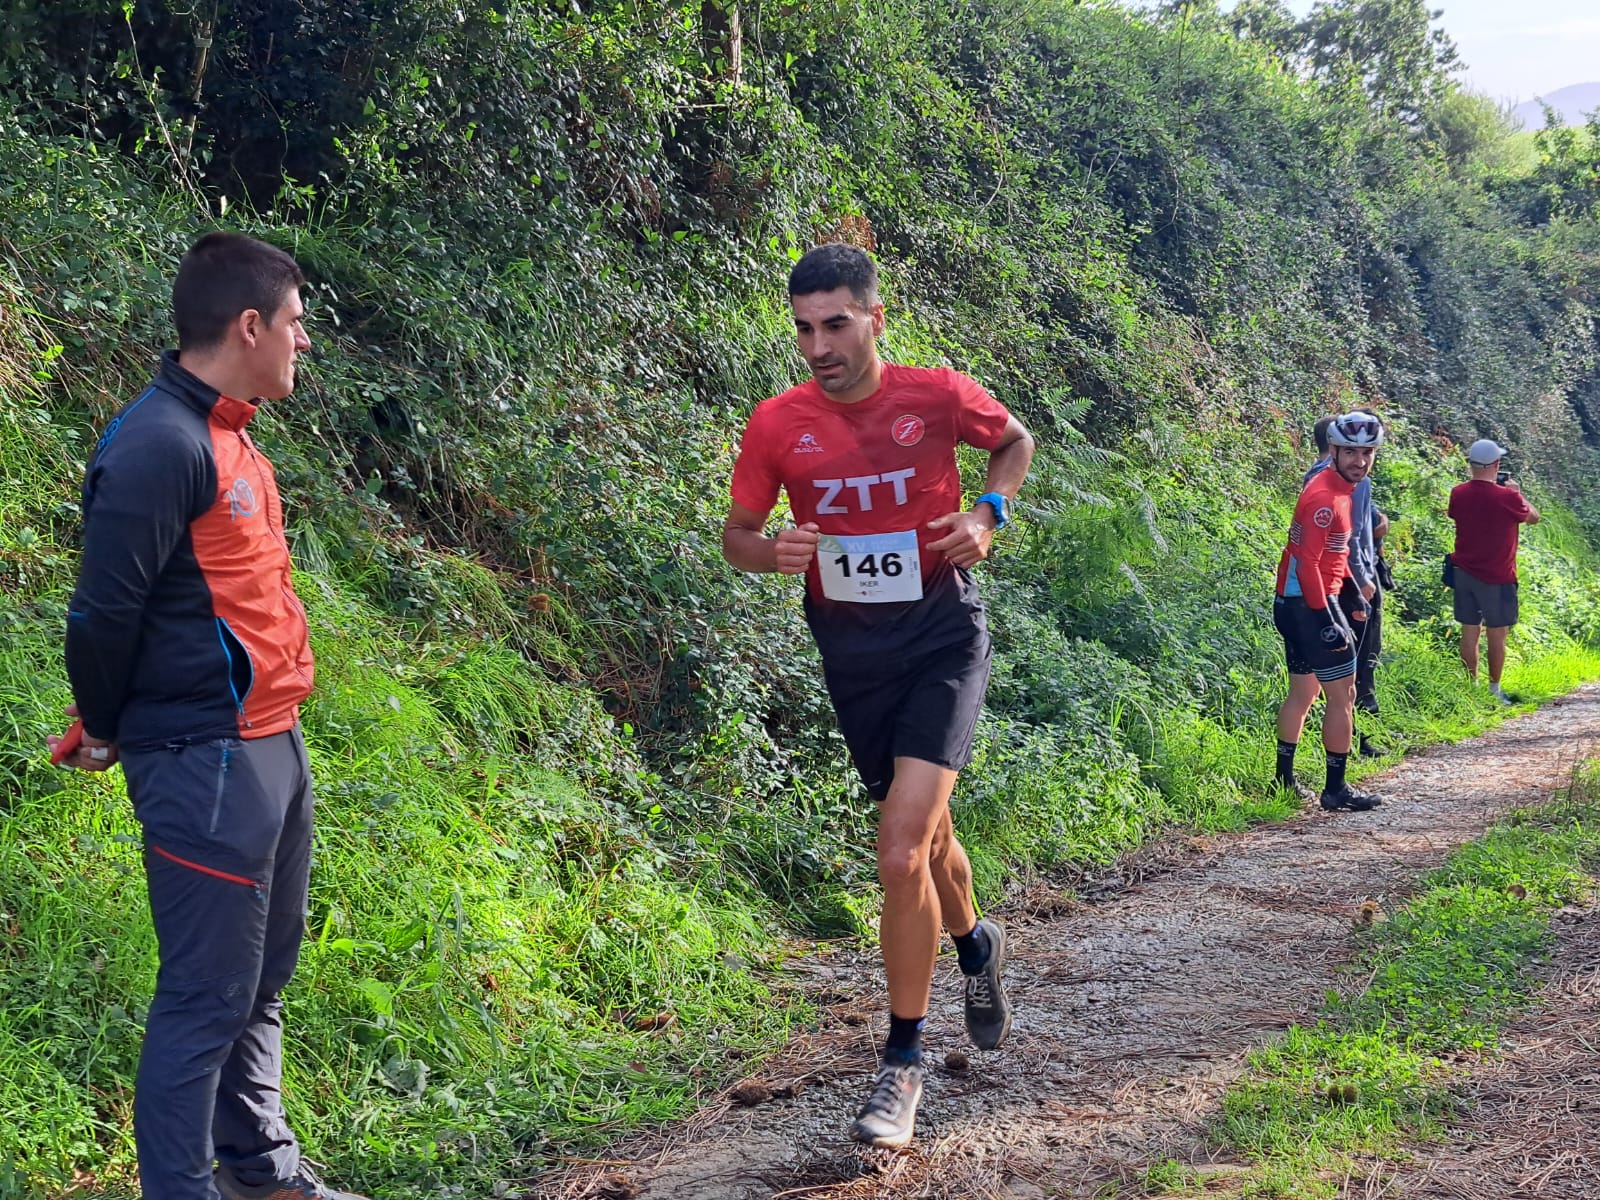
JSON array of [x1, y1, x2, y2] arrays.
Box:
[[1358, 502, 1392, 751], [1304, 411, 1386, 756], [1272, 412, 1385, 812], [722, 244, 1034, 1148], [1448, 438, 1541, 704], [51, 233, 366, 1200]]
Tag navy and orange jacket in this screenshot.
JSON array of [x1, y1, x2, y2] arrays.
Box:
[[1275, 467, 1355, 610], [66, 352, 315, 749]]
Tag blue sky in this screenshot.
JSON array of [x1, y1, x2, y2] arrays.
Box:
[[1229, 1, 1600, 103]]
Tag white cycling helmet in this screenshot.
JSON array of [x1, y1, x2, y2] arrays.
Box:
[[1327, 410, 1384, 448]]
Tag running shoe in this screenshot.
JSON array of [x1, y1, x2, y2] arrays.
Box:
[[1490, 685, 1513, 706], [962, 917, 1013, 1050], [848, 1059, 924, 1148], [1320, 784, 1382, 812], [215, 1165, 370, 1200]]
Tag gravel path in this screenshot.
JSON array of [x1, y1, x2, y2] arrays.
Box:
[[540, 685, 1600, 1200]]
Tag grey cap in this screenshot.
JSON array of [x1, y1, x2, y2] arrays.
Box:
[[1466, 438, 1508, 465]]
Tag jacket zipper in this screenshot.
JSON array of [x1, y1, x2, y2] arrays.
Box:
[[236, 431, 314, 688]]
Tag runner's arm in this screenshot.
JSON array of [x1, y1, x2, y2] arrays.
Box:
[[929, 416, 1035, 567], [974, 416, 1034, 521], [722, 501, 819, 575]]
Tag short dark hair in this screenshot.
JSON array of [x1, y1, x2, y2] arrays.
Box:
[[788, 243, 879, 308], [1312, 415, 1335, 455], [173, 232, 306, 351]]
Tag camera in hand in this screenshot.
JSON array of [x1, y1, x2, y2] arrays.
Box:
[[1496, 469, 1509, 485]]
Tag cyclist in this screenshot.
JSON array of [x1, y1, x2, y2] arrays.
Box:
[[1272, 412, 1386, 812]]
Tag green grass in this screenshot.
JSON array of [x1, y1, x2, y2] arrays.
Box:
[[1122, 761, 1600, 1198]]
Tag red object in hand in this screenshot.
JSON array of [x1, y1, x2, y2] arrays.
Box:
[[49, 719, 84, 766]]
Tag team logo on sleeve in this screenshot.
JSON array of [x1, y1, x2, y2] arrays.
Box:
[[891, 414, 925, 447], [1312, 506, 1335, 529]]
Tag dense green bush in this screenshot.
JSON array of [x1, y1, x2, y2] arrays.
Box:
[[2, 0, 1599, 1195]]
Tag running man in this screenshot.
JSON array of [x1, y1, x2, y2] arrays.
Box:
[[1272, 412, 1385, 812], [722, 244, 1034, 1147]]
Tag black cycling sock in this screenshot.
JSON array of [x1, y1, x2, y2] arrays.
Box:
[[1275, 739, 1299, 785], [1325, 750, 1349, 794], [884, 1013, 926, 1064], [953, 921, 990, 975]]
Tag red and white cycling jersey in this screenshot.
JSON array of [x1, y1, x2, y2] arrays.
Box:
[[1276, 467, 1355, 609], [731, 364, 1011, 605]]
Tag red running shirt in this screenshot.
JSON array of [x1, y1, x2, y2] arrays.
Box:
[[1275, 467, 1355, 610], [730, 364, 1011, 603], [1449, 480, 1534, 585]]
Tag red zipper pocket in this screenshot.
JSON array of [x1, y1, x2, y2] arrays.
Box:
[[150, 844, 261, 889]]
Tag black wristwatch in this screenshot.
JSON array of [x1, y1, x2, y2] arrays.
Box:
[[975, 491, 1010, 530]]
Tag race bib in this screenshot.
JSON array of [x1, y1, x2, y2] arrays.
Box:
[[816, 530, 923, 603]]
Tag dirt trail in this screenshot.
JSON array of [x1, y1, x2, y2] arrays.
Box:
[[541, 685, 1600, 1200]]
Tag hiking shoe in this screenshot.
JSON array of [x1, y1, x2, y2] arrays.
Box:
[[1356, 735, 1387, 759], [848, 1060, 924, 1148], [962, 917, 1013, 1051], [215, 1165, 370, 1200], [1320, 784, 1381, 813]]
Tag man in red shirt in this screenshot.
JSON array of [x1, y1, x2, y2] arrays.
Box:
[[1448, 439, 1541, 703], [1271, 413, 1385, 813], [723, 244, 1034, 1148]]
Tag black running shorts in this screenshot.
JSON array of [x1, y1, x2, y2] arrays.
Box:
[[821, 628, 993, 802], [1273, 595, 1357, 683]]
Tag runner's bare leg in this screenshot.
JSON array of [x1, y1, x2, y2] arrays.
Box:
[[928, 804, 978, 938], [877, 757, 961, 1018]]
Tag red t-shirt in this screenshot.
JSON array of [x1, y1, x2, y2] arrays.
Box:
[[1275, 468, 1355, 609], [730, 363, 1011, 605], [1449, 480, 1533, 584]]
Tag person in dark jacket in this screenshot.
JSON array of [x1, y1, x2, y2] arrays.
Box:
[[51, 233, 366, 1200]]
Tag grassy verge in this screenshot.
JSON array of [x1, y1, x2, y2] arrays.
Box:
[[1121, 760, 1600, 1199]]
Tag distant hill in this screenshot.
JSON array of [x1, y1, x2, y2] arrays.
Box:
[[1513, 82, 1600, 129]]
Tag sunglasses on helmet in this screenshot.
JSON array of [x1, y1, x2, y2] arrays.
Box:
[[1340, 418, 1380, 439]]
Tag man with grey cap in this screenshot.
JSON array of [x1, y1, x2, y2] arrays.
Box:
[[1447, 438, 1540, 703]]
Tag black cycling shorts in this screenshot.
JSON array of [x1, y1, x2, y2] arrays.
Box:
[[821, 629, 992, 802], [1273, 595, 1357, 683]]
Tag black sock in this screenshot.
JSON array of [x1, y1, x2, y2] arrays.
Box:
[[884, 1013, 926, 1064], [1325, 750, 1348, 794], [1275, 739, 1298, 785], [953, 921, 990, 975]]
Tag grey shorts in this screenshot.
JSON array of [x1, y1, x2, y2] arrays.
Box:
[[1453, 567, 1519, 628]]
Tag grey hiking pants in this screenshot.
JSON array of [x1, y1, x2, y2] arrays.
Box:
[[121, 726, 313, 1199]]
